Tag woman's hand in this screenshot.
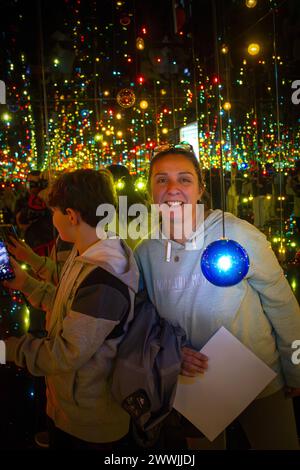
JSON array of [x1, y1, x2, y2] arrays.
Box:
[[2, 257, 28, 291], [181, 347, 208, 377]]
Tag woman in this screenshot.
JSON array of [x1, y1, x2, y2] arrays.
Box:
[[134, 144, 300, 450]]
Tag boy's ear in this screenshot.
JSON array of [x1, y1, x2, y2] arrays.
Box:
[[65, 208, 80, 225]]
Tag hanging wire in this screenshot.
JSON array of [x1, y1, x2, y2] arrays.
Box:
[[272, 5, 284, 259], [212, 0, 226, 238], [37, 0, 50, 175]]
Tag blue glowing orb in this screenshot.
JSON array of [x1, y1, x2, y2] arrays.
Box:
[[201, 239, 250, 287]]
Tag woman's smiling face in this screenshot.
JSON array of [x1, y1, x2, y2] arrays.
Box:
[[150, 152, 203, 207], [150, 152, 204, 241]]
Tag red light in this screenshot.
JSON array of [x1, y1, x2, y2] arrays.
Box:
[[179, 31, 184, 36], [137, 75, 144, 85], [163, 108, 168, 113], [127, 57, 132, 63], [213, 76, 219, 84], [142, 27, 147, 35], [157, 57, 161, 63], [253, 120, 257, 126], [200, 84, 204, 90]]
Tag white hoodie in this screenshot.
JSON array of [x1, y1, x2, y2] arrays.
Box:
[[135, 210, 300, 397], [6, 236, 139, 443]]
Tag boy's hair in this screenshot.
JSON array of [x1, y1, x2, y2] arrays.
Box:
[[48, 169, 117, 227]]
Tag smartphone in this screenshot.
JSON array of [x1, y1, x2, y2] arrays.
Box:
[[0, 224, 18, 244], [0, 241, 15, 281]]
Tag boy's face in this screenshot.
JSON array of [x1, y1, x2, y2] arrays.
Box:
[[52, 207, 76, 242]]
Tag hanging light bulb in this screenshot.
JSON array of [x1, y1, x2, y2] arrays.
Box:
[[201, 239, 250, 287], [221, 44, 229, 54], [134, 177, 147, 191], [136, 37, 145, 50], [245, 0, 257, 8], [140, 100, 149, 110], [115, 179, 125, 191], [247, 43, 260, 56], [223, 102, 232, 111]]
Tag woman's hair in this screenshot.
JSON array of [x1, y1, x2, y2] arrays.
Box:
[[147, 148, 210, 208], [48, 169, 117, 227]]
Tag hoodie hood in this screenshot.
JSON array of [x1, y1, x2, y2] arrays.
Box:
[[160, 209, 225, 261], [76, 234, 139, 293]]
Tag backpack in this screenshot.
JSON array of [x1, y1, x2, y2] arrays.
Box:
[[111, 291, 186, 445]]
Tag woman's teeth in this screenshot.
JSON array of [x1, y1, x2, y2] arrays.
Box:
[[166, 201, 183, 207]]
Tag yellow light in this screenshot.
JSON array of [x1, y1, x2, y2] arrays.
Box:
[[24, 307, 30, 330], [291, 279, 297, 292], [245, 0, 257, 7], [242, 198, 248, 203], [248, 195, 253, 201], [247, 43, 260, 56], [105, 130, 111, 136], [291, 242, 296, 248], [53, 58, 60, 66], [223, 101, 231, 111], [266, 195, 271, 200], [116, 179, 125, 191], [140, 100, 149, 110], [117, 131, 123, 138], [135, 178, 147, 191], [2, 113, 11, 121], [162, 128, 169, 134], [221, 44, 229, 54], [116, 113, 122, 119], [104, 90, 110, 96], [94, 133, 103, 142], [136, 37, 145, 50], [21, 264, 27, 270], [273, 237, 278, 243], [160, 89, 167, 95]]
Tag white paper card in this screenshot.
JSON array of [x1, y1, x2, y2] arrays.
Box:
[[173, 326, 277, 442]]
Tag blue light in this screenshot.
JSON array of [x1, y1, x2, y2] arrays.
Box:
[[201, 239, 250, 287]]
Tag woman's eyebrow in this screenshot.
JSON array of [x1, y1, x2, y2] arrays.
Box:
[[154, 171, 194, 176]]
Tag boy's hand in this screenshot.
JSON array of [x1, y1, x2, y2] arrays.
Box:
[[181, 347, 208, 377], [3, 257, 28, 291], [7, 236, 35, 264]]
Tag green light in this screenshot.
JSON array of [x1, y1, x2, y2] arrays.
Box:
[[291, 279, 297, 292], [115, 179, 125, 191], [135, 177, 147, 191], [2, 113, 11, 122]]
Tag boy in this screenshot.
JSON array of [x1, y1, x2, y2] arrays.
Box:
[[3, 169, 139, 449]]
